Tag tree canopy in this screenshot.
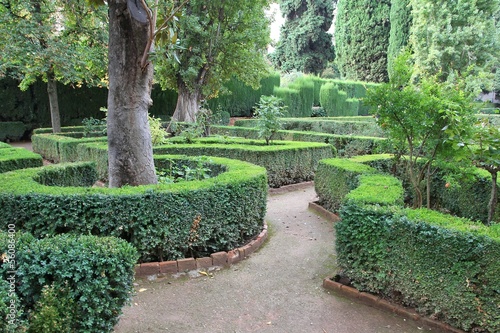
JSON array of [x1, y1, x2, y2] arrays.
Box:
[[155, 0, 271, 122], [410, 0, 500, 94], [271, 0, 334, 75]]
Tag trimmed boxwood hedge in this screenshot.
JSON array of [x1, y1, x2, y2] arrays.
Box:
[[31, 133, 107, 163], [212, 125, 385, 158], [77, 137, 333, 188], [0, 148, 43, 173], [0, 232, 137, 333], [0, 156, 268, 262], [316, 156, 500, 332], [0, 121, 26, 142]]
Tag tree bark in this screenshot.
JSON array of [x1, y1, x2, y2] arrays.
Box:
[[107, 0, 157, 187], [172, 82, 201, 123], [47, 72, 61, 133]]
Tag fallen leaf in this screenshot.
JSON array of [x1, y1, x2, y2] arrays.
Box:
[[138, 288, 148, 292]]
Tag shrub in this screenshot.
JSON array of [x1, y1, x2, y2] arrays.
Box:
[[273, 86, 301, 117], [31, 133, 107, 163], [0, 232, 138, 333], [253, 96, 286, 145], [0, 157, 268, 261], [0, 148, 43, 173], [311, 107, 327, 118], [0, 122, 26, 142]]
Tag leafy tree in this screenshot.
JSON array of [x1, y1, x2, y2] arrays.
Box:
[[254, 95, 286, 145], [365, 53, 476, 208], [387, 0, 412, 79], [410, 0, 500, 94], [271, 0, 335, 75], [0, 0, 108, 133], [155, 0, 271, 123], [86, 0, 186, 187], [334, 0, 391, 82]]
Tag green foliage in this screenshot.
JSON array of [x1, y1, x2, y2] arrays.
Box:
[[155, 0, 271, 102], [0, 232, 138, 333], [335, 0, 391, 82], [315, 154, 500, 331], [311, 107, 327, 118], [365, 53, 477, 207], [0, 122, 26, 142], [32, 133, 107, 163], [207, 74, 281, 117], [272, 0, 334, 74], [0, 158, 267, 261], [387, 0, 412, 79], [410, 0, 500, 94], [157, 156, 212, 184], [82, 117, 106, 137], [149, 115, 168, 146], [254, 96, 287, 145], [319, 83, 359, 116], [0, 148, 43, 173], [211, 125, 385, 158]]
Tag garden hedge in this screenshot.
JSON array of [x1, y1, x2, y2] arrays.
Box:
[[31, 132, 107, 163], [0, 232, 137, 333], [0, 156, 268, 262], [211, 125, 385, 158], [0, 148, 43, 173], [316, 156, 500, 332], [77, 137, 333, 187]]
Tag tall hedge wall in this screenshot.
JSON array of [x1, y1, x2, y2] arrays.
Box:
[[0, 157, 267, 262]]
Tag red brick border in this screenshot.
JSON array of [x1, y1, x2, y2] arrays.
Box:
[[323, 278, 465, 333], [135, 223, 268, 278]]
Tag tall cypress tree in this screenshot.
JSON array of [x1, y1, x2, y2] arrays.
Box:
[[334, 0, 391, 82], [387, 0, 412, 78], [271, 0, 334, 75]]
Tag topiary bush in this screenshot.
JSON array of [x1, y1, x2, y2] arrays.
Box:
[[0, 156, 268, 261], [0, 232, 138, 333]]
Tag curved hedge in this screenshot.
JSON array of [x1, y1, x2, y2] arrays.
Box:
[[316, 156, 500, 332], [0, 156, 268, 262], [0, 147, 43, 173], [1, 232, 137, 333], [77, 137, 333, 188]]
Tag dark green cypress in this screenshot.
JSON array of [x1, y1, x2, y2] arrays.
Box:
[[334, 0, 391, 82], [387, 0, 412, 79], [271, 0, 335, 75]]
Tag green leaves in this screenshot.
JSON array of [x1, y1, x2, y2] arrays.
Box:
[[254, 95, 286, 145]]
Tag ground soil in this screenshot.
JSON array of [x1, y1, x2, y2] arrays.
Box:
[[114, 183, 445, 333]]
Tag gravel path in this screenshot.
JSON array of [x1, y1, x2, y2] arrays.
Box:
[[115, 183, 442, 333]]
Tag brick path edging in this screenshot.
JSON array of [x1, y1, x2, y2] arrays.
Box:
[[135, 223, 268, 277]]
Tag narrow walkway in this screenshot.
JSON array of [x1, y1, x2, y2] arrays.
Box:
[[115, 183, 443, 333]]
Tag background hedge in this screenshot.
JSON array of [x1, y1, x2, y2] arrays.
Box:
[[211, 125, 385, 158], [0, 157, 267, 262], [0, 232, 137, 333], [0, 148, 43, 173], [316, 156, 500, 332], [0, 122, 26, 142]]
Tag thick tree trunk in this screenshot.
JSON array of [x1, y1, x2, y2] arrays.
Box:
[[107, 0, 157, 187], [47, 74, 61, 133], [172, 83, 201, 123]]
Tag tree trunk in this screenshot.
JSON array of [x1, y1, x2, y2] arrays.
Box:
[[487, 170, 498, 225], [107, 0, 157, 187], [172, 83, 201, 123], [47, 73, 61, 133]]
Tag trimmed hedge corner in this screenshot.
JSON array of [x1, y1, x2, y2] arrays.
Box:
[[0, 156, 268, 262], [0, 148, 43, 173], [0, 232, 138, 333], [316, 156, 500, 332]]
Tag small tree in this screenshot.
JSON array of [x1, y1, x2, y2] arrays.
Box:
[[254, 96, 286, 145], [365, 53, 476, 208]]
